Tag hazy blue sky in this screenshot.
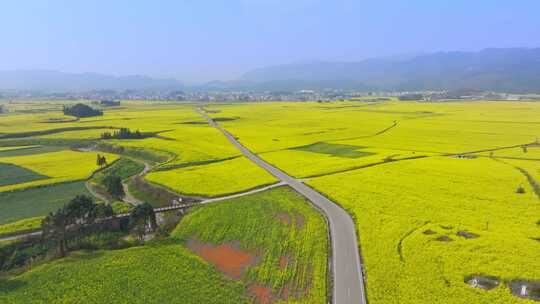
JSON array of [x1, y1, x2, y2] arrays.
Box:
[[1, 0, 539, 83]]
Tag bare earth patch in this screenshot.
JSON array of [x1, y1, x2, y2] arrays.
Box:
[[457, 231, 479, 239], [187, 240, 255, 279], [296, 215, 305, 229], [279, 256, 289, 270], [423, 229, 437, 235], [436, 235, 453, 242], [277, 213, 292, 225], [249, 284, 277, 304], [277, 213, 304, 230]]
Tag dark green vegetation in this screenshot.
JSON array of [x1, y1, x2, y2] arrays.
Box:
[[127, 177, 177, 207], [63, 104, 102, 118], [92, 158, 144, 200], [102, 175, 125, 199], [0, 195, 129, 273], [0, 127, 110, 140], [95, 158, 145, 181], [0, 181, 90, 225], [0, 163, 48, 187], [0, 146, 64, 157], [42, 195, 114, 257], [128, 203, 157, 243], [99, 100, 121, 107], [291, 142, 374, 158], [101, 128, 146, 140]]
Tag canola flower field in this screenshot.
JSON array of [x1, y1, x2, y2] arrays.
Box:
[[0, 150, 118, 192], [146, 156, 277, 197], [1, 99, 540, 303], [205, 100, 540, 303]]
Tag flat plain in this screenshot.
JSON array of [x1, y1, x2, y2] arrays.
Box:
[[1, 100, 539, 303]]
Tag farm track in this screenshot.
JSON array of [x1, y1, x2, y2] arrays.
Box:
[[85, 180, 110, 203], [121, 162, 151, 206], [308, 141, 539, 180], [397, 221, 430, 263], [0, 182, 287, 242], [447, 142, 538, 157], [328, 120, 398, 142], [198, 108, 367, 304], [492, 157, 540, 201], [305, 155, 429, 179]]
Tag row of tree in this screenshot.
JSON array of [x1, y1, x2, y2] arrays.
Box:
[[96, 154, 108, 168], [101, 128, 145, 140], [42, 195, 114, 257], [42, 195, 158, 257]]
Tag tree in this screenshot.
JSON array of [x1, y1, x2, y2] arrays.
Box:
[[95, 204, 114, 218], [129, 203, 157, 242], [42, 210, 69, 257], [103, 175, 125, 199], [101, 128, 145, 140], [63, 104, 102, 118], [64, 195, 98, 226], [41, 195, 113, 257], [96, 155, 107, 168]]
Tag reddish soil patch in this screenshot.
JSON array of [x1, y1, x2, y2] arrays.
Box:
[[249, 284, 277, 304], [279, 256, 289, 270], [281, 285, 290, 301], [296, 215, 305, 229], [188, 240, 255, 279], [277, 213, 291, 225]]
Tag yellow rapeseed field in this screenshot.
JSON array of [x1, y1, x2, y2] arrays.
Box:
[[146, 156, 277, 197], [0, 150, 118, 192]]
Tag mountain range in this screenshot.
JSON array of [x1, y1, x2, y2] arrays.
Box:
[[236, 48, 540, 93], [0, 70, 182, 92], [1, 48, 540, 93]]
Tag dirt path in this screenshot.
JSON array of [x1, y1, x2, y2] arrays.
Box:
[[328, 120, 398, 142], [198, 107, 367, 304], [85, 179, 111, 203], [121, 162, 151, 206]]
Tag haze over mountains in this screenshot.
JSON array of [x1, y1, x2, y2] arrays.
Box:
[[0, 70, 182, 92], [1, 48, 540, 93]]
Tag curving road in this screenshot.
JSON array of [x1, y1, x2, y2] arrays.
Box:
[[199, 109, 367, 304]]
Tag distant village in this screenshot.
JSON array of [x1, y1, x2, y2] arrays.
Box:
[[0, 89, 539, 103]]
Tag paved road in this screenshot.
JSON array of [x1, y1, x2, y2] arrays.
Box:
[[199, 109, 367, 304]]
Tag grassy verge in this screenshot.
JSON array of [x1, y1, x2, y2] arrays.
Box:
[[0, 217, 42, 238]]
